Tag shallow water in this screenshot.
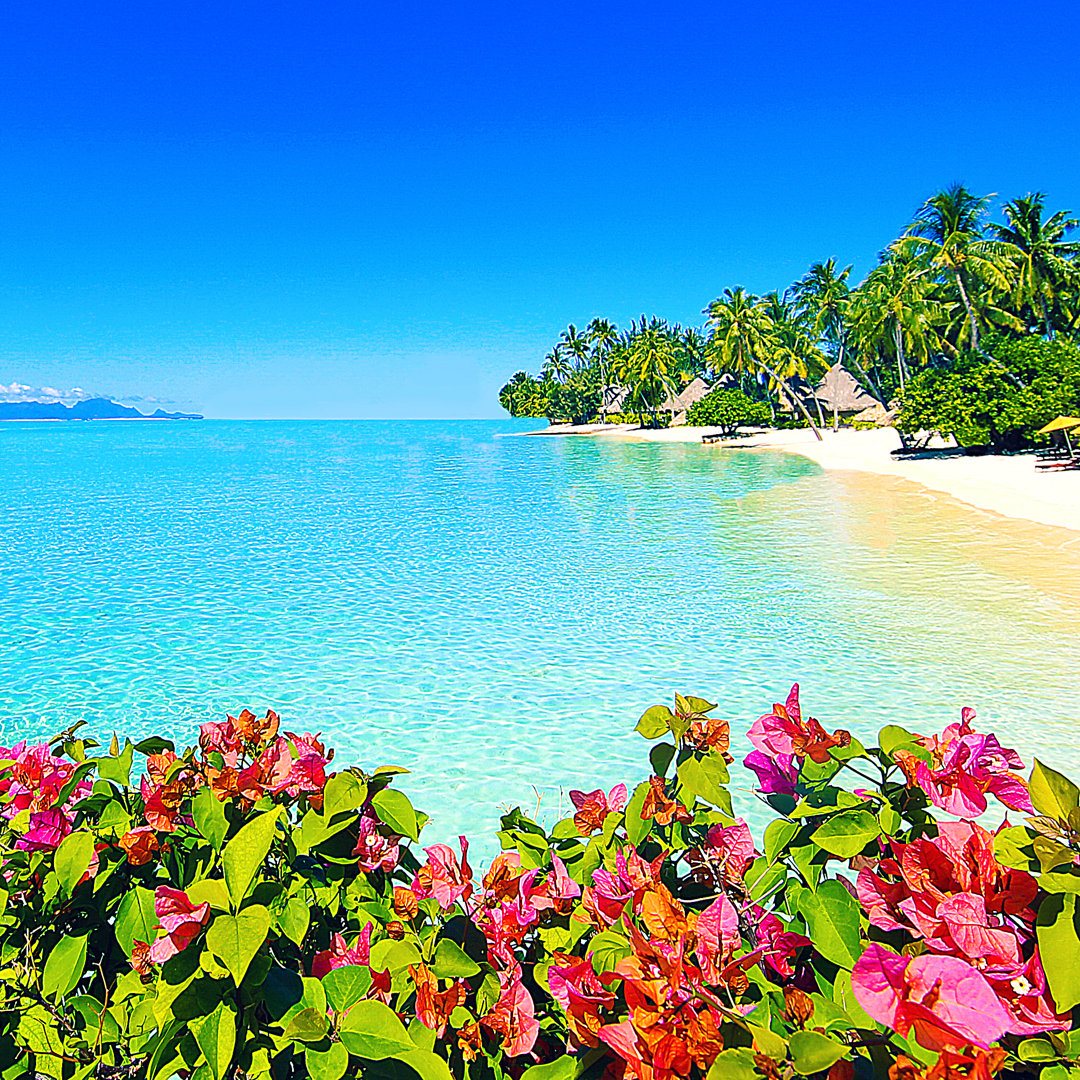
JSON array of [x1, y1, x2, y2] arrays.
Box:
[[1, 420, 1078, 852]]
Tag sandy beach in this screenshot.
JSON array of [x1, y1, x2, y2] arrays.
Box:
[[528, 423, 1080, 535]]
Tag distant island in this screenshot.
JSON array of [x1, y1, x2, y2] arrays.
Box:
[[0, 397, 203, 422]]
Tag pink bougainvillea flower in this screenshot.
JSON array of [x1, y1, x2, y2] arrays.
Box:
[[581, 846, 655, 928], [412, 837, 473, 910], [479, 972, 539, 1058], [747, 684, 851, 765], [352, 813, 401, 873], [852, 943, 1011, 1051], [689, 819, 756, 885], [693, 894, 740, 982], [527, 854, 581, 914], [899, 708, 1033, 819], [754, 907, 811, 979], [312, 926, 373, 979], [569, 783, 628, 835], [0, 741, 92, 819], [147, 886, 211, 964], [15, 808, 73, 852], [743, 749, 799, 796], [199, 717, 243, 761], [987, 949, 1071, 1035]]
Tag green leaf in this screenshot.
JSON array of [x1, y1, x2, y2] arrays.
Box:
[[96, 741, 134, 786], [682, 695, 717, 714], [635, 705, 672, 740], [323, 772, 368, 818], [393, 1049, 455, 1080], [431, 938, 481, 979], [589, 929, 631, 974], [705, 1048, 758, 1080], [369, 937, 422, 974], [283, 1006, 329, 1044], [1030, 760, 1079, 822], [810, 808, 879, 858], [54, 831, 95, 897], [649, 742, 676, 778], [42, 934, 87, 1000], [189, 1000, 236, 1080], [222, 808, 281, 907], [994, 825, 1040, 872], [878, 724, 923, 757], [790, 789, 868, 818], [677, 754, 730, 811], [134, 736, 175, 755], [306, 1043, 348, 1080], [1037, 893, 1080, 1011], [323, 964, 372, 1013], [1043, 870, 1080, 894], [798, 879, 862, 969], [477, 970, 501, 1015], [1018, 1039, 1059, 1062], [624, 781, 652, 846], [206, 905, 271, 986], [763, 819, 799, 865], [186, 878, 232, 912], [277, 895, 311, 946], [193, 787, 229, 850], [789, 1031, 848, 1075], [371, 788, 419, 842], [522, 1058, 579, 1080], [337, 1000, 416, 1058]]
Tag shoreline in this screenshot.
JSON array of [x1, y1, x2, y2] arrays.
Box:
[[525, 422, 1080, 536]]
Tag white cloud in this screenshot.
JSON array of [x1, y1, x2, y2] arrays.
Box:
[[0, 382, 96, 404]]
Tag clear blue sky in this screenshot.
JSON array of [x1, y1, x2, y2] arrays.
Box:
[[2, 1, 1079, 418]]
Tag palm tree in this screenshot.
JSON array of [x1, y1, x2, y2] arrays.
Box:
[[541, 343, 573, 383], [849, 254, 940, 395], [895, 184, 1018, 353], [586, 318, 620, 415], [559, 324, 591, 371], [988, 193, 1080, 339], [704, 287, 823, 439], [613, 317, 679, 428], [760, 292, 828, 428]]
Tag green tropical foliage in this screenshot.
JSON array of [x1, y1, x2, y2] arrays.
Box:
[[685, 389, 770, 432]]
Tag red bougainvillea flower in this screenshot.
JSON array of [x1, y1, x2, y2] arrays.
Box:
[[689, 819, 756, 886], [747, 683, 851, 764], [548, 952, 617, 1049], [581, 846, 657, 927], [352, 812, 401, 873], [640, 776, 693, 827], [527, 854, 581, 914], [15, 808, 72, 852], [987, 949, 1070, 1035], [569, 783, 628, 835], [898, 708, 1033, 819], [119, 825, 160, 866], [412, 837, 473, 911], [852, 943, 1011, 1051], [147, 886, 211, 964], [312, 926, 373, 978], [752, 906, 810, 979]]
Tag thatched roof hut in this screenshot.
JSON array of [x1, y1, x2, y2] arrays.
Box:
[[663, 377, 712, 425], [813, 363, 879, 414], [600, 385, 629, 415], [852, 402, 898, 426]]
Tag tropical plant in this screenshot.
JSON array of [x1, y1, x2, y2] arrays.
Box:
[[612, 317, 679, 428], [988, 193, 1080, 339], [684, 388, 771, 432], [6, 684, 1080, 1080], [704, 288, 823, 438], [498, 373, 549, 417]]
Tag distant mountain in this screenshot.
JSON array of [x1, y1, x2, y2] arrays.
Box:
[[0, 397, 203, 421]]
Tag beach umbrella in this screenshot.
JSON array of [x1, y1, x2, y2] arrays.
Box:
[[1037, 415, 1080, 454]]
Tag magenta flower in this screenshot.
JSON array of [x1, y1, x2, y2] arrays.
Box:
[[743, 749, 799, 796], [147, 886, 211, 964], [15, 809, 72, 852], [412, 837, 473, 911], [352, 813, 401, 873], [852, 943, 1011, 1051], [905, 708, 1033, 819]]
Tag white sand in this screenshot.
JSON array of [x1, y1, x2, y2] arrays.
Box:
[[526, 423, 1080, 534]]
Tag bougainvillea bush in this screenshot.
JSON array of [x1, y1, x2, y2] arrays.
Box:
[[2, 689, 1080, 1080]]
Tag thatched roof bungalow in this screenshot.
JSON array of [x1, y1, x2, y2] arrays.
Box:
[[663, 377, 712, 425], [813, 363, 879, 414]]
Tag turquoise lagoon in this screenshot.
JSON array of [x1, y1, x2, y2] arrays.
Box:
[[1, 419, 1078, 849]]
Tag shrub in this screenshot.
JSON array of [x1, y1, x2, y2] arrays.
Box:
[[898, 338, 1080, 451], [685, 389, 771, 432], [1, 690, 1077, 1080], [498, 373, 549, 418]]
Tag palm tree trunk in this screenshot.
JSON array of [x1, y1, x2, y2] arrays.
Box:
[[813, 394, 825, 430], [893, 323, 907, 396], [954, 270, 980, 351], [757, 361, 823, 441]]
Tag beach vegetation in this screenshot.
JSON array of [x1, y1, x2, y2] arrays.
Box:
[[4, 688, 1080, 1079], [500, 184, 1080, 444], [685, 388, 771, 432]]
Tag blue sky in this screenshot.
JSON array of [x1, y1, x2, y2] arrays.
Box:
[[1, 1, 1079, 419]]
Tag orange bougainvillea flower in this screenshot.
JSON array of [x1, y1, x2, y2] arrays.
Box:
[[640, 776, 692, 827], [569, 784, 628, 836], [482, 852, 526, 904], [409, 963, 466, 1038], [130, 940, 153, 978], [640, 882, 686, 942], [234, 708, 280, 747], [685, 714, 733, 760], [392, 885, 420, 920], [119, 826, 160, 866]]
